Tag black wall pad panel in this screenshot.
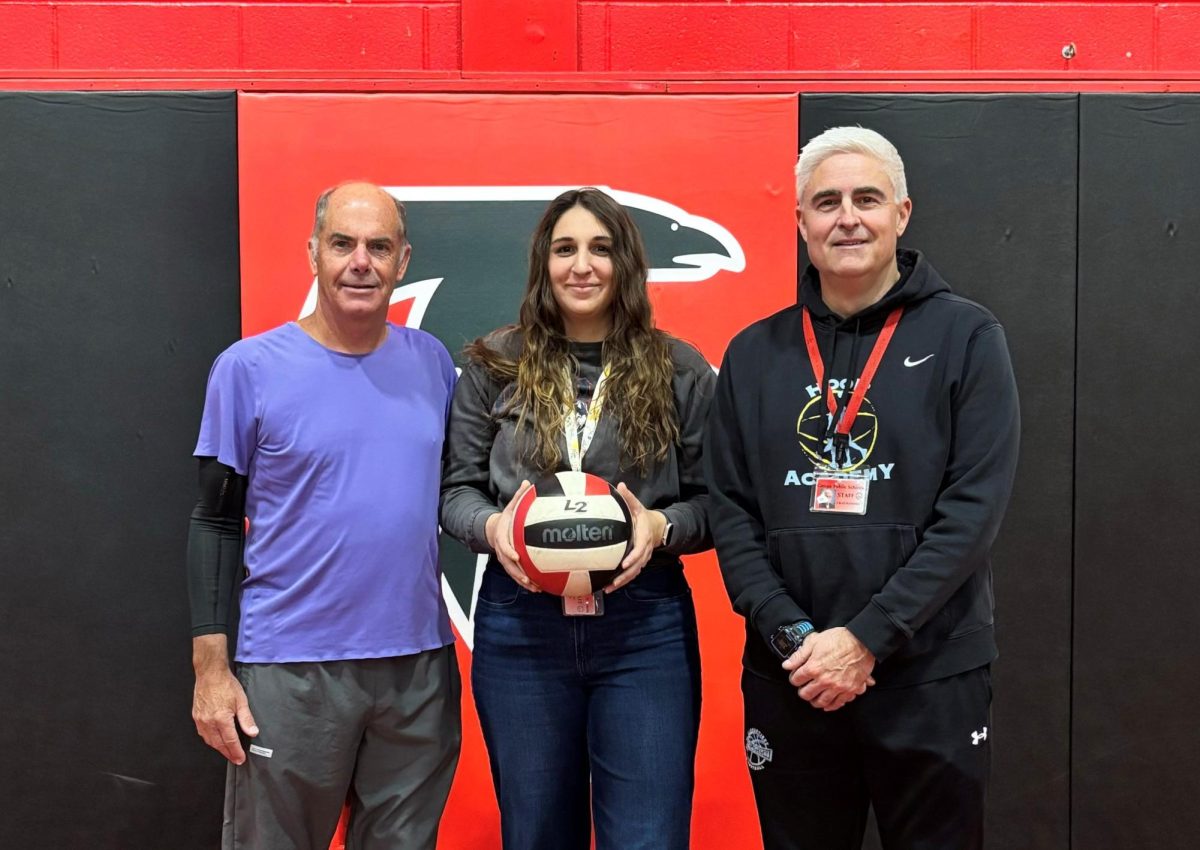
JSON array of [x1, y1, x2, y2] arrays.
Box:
[[0, 92, 239, 849], [799, 95, 1077, 850], [1075, 95, 1200, 850]]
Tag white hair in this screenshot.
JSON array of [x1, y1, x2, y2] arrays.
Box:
[[794, 126, 908, 202]]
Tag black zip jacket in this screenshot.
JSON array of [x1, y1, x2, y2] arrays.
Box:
[[704, 249, 1020, 687]]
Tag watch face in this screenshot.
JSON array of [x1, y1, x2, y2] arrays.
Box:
[[772, 623, 814, 659], [771, 631, 799, 657]]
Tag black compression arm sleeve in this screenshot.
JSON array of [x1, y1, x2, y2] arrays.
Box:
[[186, 457, 247, 637]]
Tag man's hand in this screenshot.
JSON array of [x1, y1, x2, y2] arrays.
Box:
[[782, 627, 877, 712], [485, 480, 542, 592], [192, 634, 258, 764], [605, 483, 667, 593]]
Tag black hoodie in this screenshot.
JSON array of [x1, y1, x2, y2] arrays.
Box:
[[704, 249, 1020, 687]]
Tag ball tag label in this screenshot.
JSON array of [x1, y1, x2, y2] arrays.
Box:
[[562, 592, 605, 617]]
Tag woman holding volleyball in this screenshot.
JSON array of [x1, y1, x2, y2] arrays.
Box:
[[440, 187, 714, 850]]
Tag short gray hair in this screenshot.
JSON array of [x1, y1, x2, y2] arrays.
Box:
[[310, 183, 408, 243], [794, 126, 908, 202]]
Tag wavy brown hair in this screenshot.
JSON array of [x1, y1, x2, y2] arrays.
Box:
[[466, 188, 679, 473]]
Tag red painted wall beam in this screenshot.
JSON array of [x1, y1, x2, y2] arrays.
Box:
[[3, 1, 1200, 89], [4, 2, 1200, 78], [6, 70, 1200, 93]]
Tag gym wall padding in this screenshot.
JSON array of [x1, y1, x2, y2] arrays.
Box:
[[2, 89, 1197, 850], [1074, 95, 1200, 850], [800, 95, 1078, 850], [235, 92, 801, 850], [0, 92, 240, 849]]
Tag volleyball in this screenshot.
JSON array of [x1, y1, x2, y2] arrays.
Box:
[[512, 471, 633, 596]]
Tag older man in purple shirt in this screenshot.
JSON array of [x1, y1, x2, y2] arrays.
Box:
[[186, 182, 460, 850]]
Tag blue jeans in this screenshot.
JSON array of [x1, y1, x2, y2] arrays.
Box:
[[471, 563, 701, 850]]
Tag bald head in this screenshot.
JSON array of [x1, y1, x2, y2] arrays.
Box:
[[305, 181, 413, 332], [310, 182, 407, 249]]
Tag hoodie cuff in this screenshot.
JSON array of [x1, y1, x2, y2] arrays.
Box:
[[469, 509, 500, 555], [847, 601, 907, 662], [751, 590, 811, 649]]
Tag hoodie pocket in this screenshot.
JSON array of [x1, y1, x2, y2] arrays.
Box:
[[766, 523, 919, 628]]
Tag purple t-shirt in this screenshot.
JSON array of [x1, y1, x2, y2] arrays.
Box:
[[195, 322, 456, 663]]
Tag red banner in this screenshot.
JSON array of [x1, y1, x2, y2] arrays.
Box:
[[239, 92, 798, 849]]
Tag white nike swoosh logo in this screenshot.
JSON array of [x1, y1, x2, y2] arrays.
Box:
[[903, 354, 935, 367]]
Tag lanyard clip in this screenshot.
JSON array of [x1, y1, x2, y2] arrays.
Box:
[[832, 432, 850, 468]]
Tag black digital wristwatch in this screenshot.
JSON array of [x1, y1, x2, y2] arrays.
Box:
[[770, 620, 815, 660]]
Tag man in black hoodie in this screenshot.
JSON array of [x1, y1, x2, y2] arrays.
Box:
[[705, 127, 1019, 849]]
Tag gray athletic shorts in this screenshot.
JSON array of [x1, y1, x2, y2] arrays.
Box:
[[222, 645, 462, 850]]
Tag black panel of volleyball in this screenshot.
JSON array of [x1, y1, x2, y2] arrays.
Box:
[[513, 472, 634, 596]]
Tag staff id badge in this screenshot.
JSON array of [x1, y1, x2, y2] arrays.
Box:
[[810, 469, 870, 515], [562, 592, 605, 617]]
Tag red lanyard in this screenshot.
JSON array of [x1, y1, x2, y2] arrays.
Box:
[[801, 305, 904, 439]]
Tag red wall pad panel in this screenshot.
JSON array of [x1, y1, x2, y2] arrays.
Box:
[[238, 91, 798, 849]]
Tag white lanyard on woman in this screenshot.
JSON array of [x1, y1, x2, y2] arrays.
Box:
[[563, 364, 611, 472]]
